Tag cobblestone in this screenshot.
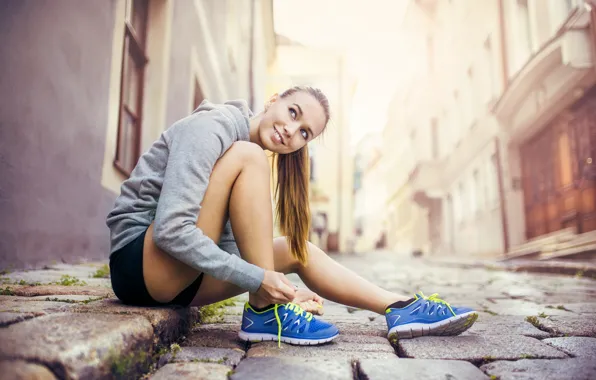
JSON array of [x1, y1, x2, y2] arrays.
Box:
[[397, 335, 568, 362], [543, 337, 596, 357], [231, 357, 353, 380], [0, 359, 57, 380], [481, 358, 596, 380], [358, 358, 489, 379], [0, 254, 595, 378]]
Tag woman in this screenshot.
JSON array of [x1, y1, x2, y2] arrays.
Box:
[[107, 86, 478, 346]]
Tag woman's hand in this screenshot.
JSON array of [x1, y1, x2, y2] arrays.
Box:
[[292, 288, 325, 315], [256, 270, 296, 305]]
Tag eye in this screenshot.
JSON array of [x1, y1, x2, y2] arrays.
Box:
[[300, 129, 308, 140], [289, 107, 297, 120]]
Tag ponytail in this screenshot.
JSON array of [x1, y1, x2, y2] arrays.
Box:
[[274, 146, 311, 265]]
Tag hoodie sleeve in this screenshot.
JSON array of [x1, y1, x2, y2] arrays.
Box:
[[152, 111, 265, 293]]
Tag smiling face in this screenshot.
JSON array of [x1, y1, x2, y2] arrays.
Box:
[[257, 91, 328, 154]]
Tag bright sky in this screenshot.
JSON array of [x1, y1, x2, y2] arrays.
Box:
[[273, 0, 415, 146]]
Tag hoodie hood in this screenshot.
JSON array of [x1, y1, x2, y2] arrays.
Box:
[[194, 99, 253, 141]]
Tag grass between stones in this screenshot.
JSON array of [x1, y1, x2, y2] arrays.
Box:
[[52, 275, 87, 286], [124, 343, 185, 379], [545, 305, 570, 312], [198, 297, 237, 323], [1, 279, 42, 286], [91, 264, 110, 279], [44, 296, 99, 304], [190, 356, 228, 364], [525, 314, 558, 336], [0, 286, 15, 295]]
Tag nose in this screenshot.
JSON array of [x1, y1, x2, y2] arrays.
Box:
[[283, 124, 298, 138]]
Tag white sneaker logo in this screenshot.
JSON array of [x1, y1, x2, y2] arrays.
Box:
[[244, 316, 254, 329], [390, 315, 401, 325]]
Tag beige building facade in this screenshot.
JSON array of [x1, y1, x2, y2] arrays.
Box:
[[0, 0, 275, 268], [385, 0, 596, 257], [353, 133, 387, 252], [267, 37, 355, 253], [496, 0, 596, 252]]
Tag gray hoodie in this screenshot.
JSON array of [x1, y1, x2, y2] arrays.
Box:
[[106, 100, 265, 293]]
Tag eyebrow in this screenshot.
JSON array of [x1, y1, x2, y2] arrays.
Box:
[[293, 103, 314, 138]]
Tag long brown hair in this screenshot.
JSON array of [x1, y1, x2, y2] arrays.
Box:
[[273, 86, 330, 265]]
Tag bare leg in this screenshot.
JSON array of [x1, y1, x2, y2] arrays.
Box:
[[143, 141, 408, 313], [288, 240, 409, 314], [192, 236, 409, 315], [143, 141, 283, 304]]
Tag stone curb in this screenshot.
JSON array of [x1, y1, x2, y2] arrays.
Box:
[[0, 266, 201, 379]]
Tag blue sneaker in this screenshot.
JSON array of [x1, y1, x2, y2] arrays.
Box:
[[238, 302, 339, 346], [385, 292, 478, 339]]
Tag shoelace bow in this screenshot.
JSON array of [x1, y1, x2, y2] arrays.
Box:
[[418, 292, 456, 316], [273, 302, 313, 347]]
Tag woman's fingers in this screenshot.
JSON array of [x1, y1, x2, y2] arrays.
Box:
[[279, 278, 296, 301]]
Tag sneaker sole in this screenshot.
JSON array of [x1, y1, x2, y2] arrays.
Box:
[[238, 330, 339, 346], [387, 311, 478, 339]]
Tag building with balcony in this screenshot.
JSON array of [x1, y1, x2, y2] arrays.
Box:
[[388, 0, 596, 258], [0, 0, 276, 268], [495, 0, 596, 257], [353, 133, 388, 252], [389, 0, 506, 257]]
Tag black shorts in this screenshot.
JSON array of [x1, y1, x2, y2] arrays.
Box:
[[109, 228, 203, 307]]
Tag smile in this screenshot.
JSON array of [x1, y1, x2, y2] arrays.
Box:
[[273, 127, 284, 145]]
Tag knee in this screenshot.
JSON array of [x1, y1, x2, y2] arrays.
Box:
[[273, 236, 315, 271], [228, 141, 269, 169]]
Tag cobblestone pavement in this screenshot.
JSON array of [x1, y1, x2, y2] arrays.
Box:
[[0, 252, 595, 379]]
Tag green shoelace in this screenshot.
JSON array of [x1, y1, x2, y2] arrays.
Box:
[[273, 302, 313, 347], [418, 292, 456, 316]]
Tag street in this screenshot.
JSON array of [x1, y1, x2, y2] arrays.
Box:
[[1, 252, 594, 379]]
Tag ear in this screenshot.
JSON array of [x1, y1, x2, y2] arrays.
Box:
[[264, 93, 279, 111]]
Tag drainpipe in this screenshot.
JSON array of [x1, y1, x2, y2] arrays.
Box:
[[497, 0, 509, 89], [248, 0, 256, 110], [495, 136, 510, 253], [496, 0, 510, 254], [587, 1, 596, 74], [336, 56, 344, 252]]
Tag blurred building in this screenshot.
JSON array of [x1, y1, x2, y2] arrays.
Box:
[[495, 0, 596, 257], [382, 87, 431, 255], [267, 36, 355, 253], [385, 0, 596, 258], [0, 0, 275, 268], [353, 133, 387, 252]]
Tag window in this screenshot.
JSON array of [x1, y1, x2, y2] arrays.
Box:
[[517, 0, 533, 54], [453, 91, 463, 143], [465, 67, 475, 126], [487, 154, 499, 205], [431, 118, 439, 159], [565, 0, 581, 12], [483, 36, 496, 102], [115, 0, 149, 175], [472, 169, 481, 214], [459, 182, 466, 220], [426, 34, 434, 74]]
